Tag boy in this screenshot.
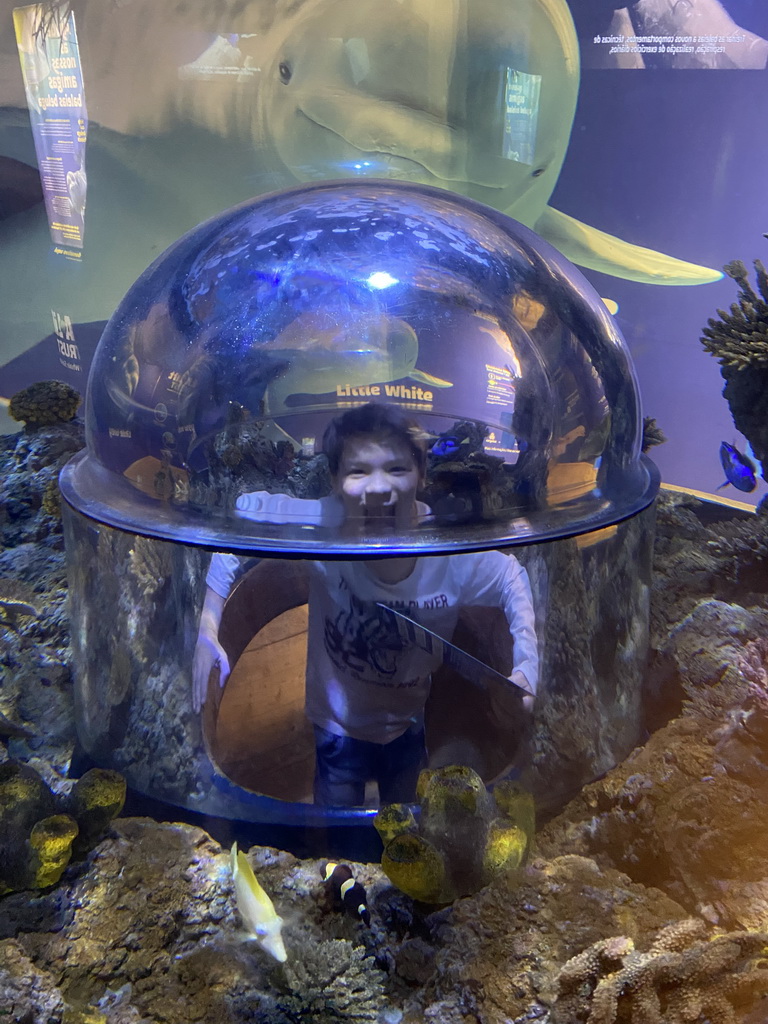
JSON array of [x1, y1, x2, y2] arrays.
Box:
[[193, 403, 538, 806]]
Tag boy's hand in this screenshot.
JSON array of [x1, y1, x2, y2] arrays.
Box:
[[192, 633, 231, 713], [511, 671, 535, 716], [490, 671, 534, 724]]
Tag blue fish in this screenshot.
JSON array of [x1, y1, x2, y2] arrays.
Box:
[[718, 441, 757, 493], [430, 435, 468, 458]]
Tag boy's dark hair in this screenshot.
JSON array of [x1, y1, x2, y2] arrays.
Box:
[[323, 403, 428, 477]]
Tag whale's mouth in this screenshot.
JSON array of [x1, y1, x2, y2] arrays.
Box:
[[292, 117, 442, 184], [292, 92, 509, 190]]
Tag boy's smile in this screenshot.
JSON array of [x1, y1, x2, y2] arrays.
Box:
[[333, 436, 422, 525]]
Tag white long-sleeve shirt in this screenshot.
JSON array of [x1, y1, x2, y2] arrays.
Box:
[[207, 493, 538, 744]]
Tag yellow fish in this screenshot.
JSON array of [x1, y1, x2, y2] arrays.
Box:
[[230, 842, 287, 963]]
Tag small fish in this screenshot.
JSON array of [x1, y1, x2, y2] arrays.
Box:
[[230, 842, 287, 962], [322, 862, 371, 926], [718, 441, 757, 493], [0, 597, 39, 633], [430, 435, 469, 458]]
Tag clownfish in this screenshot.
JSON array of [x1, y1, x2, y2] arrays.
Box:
[[322, 862, 371, 926]]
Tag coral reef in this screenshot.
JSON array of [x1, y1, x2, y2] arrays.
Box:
[[0, 418, 86, 773], [405, 854, 691, 1024], [277, 939, 388, 1023], [3, 373, 768, 1022], [521, 504, 654, 811], [701, 259, 768, 370], [538, 595, 768, 933], [702, 503, 768, 589], [0, 820, 401, 1024], [8, 380, 82, 427], [62, 513, 219, 806], [554, 918, 768, 1024], [650, 491, 768, 649], [0, 759, 126, 893], [375, 766, 533, 903], [700, 256, 768, 479]]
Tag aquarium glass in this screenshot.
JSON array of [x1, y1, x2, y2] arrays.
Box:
[[59, 180, 657, 556]]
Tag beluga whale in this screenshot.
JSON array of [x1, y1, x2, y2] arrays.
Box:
[[257, 0, 720, 286]]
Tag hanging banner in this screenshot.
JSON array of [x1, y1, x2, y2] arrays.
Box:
[[14, 3, 87, 259]]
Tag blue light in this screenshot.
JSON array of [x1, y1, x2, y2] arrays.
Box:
[[367, 271, 399, 289]]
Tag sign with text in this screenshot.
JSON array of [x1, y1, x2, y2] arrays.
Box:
[[14, 4, 88, 258]]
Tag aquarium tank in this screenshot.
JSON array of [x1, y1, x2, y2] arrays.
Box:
[[5, 4, 768, 1022], [57, 179, 658, 831]]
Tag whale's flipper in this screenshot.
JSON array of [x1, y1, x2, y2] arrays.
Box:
[[408, 369, 453, 388], [535, 206, 722, 286]]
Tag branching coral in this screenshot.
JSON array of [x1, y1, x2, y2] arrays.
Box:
[[554, 918, 768, 1024], [700, 254, 768, 477], [701, 260, 768, 370], [276, 938, 388, 1023], [640, 417, 666, 454]]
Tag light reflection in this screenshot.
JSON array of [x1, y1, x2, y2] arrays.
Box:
[[367, 271, 399, 289]]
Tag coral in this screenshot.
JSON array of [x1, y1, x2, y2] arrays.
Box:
[[493, 780, 536, 838], [650, 494, 768, 651], [372, 803, 417, 845], [738, 637, 768, 691], [0, 759, 125, 894], [29, 814, 80, 888], [700, 255, 768, 477], [482, 820, 528, 877], [0, 939, 67, 1023], [380, 832, 449, 905], [640, 416, 666, 453], [128, 535, 174, 600], [701, 260, 768, 370], [277, 938, 388, 1023], [67, 768, 127, 854], [703, 507, 768, 589], [735, 638, 768, 745], [374, 765, 534, 903], [41, 478, 62, 519], [537, 626, 768, 933], [0, 415, 84, 548], [554, 919, 768, 1024], [9, 380, 81, 426], [407, 854, 691, 1024]]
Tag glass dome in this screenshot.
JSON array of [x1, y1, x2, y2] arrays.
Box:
[[59, 180, 657, 555]]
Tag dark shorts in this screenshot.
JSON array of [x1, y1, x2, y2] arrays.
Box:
[[313, 722, 428, 807]]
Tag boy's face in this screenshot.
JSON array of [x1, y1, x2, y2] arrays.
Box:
[[333, 434, 422, 526]]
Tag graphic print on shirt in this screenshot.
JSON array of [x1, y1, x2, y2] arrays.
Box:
[[324, 588, 406, 679]]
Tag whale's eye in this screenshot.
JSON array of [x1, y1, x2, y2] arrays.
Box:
[[278, 61, 292, 84], [532, 167, 546, 178]]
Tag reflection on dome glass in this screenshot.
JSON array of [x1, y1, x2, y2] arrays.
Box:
[[60, 180, 657, 555]]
